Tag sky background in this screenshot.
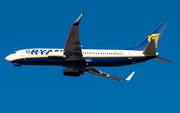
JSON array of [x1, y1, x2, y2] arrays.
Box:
[[0, 0, 180, 113]]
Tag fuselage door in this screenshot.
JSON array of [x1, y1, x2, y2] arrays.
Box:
[[128, 52, 132, 59], [20, 51, 25, 57]]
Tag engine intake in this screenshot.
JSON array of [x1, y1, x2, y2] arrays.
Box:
[[63, 68, 83, 77]]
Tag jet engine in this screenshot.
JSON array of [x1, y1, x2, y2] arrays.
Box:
[[63, 68, 84, 77]]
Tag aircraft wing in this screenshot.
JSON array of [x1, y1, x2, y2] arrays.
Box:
[[63, 13, 85, 61], [84, 68, 135, 81]]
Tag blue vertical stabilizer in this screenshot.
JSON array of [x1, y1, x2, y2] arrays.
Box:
[[129, 23, 167, 50]]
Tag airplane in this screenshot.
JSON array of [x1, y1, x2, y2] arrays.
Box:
[[5, 13, 173, 81]]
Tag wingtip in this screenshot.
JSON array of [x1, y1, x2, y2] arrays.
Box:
[[125, 71, 135, 81], [73, 13, 84, 25]]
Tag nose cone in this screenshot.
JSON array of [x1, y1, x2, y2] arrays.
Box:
[[5, 55, 11, 61]]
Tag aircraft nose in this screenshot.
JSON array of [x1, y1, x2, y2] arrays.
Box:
[[5, 55, 11, 61]]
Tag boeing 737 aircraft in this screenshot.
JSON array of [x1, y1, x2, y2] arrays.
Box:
[[5, 13, 173, 81]]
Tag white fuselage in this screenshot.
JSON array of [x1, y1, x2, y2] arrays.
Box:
[[5, 48, 158, 67]]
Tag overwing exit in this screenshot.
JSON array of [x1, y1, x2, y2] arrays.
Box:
[[5, 13, 172, 81]]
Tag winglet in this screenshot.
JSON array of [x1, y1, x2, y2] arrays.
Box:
[[73, 13, 84, 25], [125, 71, 135, 81]]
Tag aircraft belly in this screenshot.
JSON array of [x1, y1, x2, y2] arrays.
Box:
[[85, 56, 155, 67]]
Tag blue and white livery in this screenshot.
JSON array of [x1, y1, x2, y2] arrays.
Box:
[[5, 13, 172, 81]]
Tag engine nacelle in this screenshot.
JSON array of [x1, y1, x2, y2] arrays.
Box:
[[48, 52, 63, 61], [63, 68, 83, 77]]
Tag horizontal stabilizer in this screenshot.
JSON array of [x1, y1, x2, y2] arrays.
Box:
[[155, 56, 173, 63], [143, 39, 156, 55]]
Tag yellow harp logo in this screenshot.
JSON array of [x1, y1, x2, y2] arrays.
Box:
[[148, 33, 160, 48]]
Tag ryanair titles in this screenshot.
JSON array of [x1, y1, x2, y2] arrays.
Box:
[[26, 49, 63, 55]]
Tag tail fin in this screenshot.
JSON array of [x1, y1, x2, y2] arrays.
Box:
[[130, 23, 167, 50], [142, 39, 173, 63], [129, 23, 172, 63]]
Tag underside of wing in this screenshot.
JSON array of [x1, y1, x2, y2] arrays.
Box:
[[84, 68, 135, 81], [63, 13, 85, 61]]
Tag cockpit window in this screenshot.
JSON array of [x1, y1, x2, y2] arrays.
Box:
[[13, 52, 17, 54]]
